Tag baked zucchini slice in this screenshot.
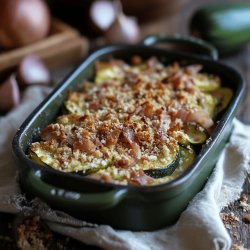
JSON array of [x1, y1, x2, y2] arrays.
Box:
[[200, 93, 216, 117], [95, 62, 124, 84], [144, 148, 180, 178], [30, 143, 112, 173], [178, 145, 196, 170], [212, 87, 233, 114], [193, 73, 220, 91], [29, 150, 48, 167], [144, 145, 196, 179], [183, 123, 208, 145]]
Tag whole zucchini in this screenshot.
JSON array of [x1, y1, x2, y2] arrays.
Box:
[[190, 3, 250, 55]]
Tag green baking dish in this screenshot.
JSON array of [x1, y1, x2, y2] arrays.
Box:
[[12, 35, 245, 231]]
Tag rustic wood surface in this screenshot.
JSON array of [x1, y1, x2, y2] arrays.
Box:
[[0, 0, 249, 249]]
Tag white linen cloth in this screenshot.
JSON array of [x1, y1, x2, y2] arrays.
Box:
[[0, 86, 249, 250]]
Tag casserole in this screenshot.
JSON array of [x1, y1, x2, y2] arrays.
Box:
[[12, 35, 245, 231]]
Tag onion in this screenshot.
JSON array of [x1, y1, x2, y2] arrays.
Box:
[[105, 0, 140, 44], [0, 74, 20, 112], [90, 0, 116, 32], [16, 54, 50, 88], [0, 0, 51, 49]]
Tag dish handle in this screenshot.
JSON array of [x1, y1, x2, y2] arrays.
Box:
[[141, 34, 218, 61], [26, 169, 127, 210]]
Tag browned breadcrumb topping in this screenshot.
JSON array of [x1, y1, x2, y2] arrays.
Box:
[[16, 216, 52, 250], [30, 56, 221, 185], [231, 245, 248, 250], [220, 212, 240, 229], [240, 195, 248, 203]]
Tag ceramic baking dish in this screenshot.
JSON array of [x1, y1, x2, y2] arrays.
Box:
[[12, 35, 245, 231]]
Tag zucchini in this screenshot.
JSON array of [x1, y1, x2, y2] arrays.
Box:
[[212, 87, 233, 114], [29, 150, 48, 167], [144, 149, 180, 178], [145, 145, 196, 179], [183, 123, 208, 145], [190, 3, 250, 55], [200, 93, 216, 117], [178, 145, 196, 170], [193, 73, 220, 91], [30, 144, 112, 173], [95, 63, 124, 84]]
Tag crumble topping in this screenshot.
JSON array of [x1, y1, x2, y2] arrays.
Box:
[[30, 56, 225, 186]]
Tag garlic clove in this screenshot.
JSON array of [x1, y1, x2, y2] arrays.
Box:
[[90, 0, 116, 32], [104, 0, 140, 44], [16, 54, 50, 88], [0, 74, 20, 112]]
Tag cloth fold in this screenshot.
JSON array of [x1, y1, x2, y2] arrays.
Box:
[[0, 86, 249, 250]]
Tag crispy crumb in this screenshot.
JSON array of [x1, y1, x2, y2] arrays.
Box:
[[16, 216, 52, 250], [30, 58, 224, 186], [239, 201, 250, 212], [243, 214, 250, 224], [220, 212, 239, 229], [232, 232, 239, 240], [231, 244, 248, 250], [240, 195, 248, 203]]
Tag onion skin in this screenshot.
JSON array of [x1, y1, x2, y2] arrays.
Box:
[[0, 0, 51, 49], [90, 0, 115, 34], [0, 74, 20, 112], [104, 1, 140, 44], [16, 54, 50, 88]]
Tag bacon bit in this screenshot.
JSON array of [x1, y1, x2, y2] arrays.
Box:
[[78, 114, 89, 121], [185, 80, 195, 93], [130, 142, 141, 160], [89, 173, 113, 183], [116, 157, 131, 169], [143, 102, 154, 118], [165, 72, 183, 89], [184, 64, 202, 75], [129, 169, 154, 185], [188, 110, 214, 129], [175, 108, 189, 121], [73, 139, 96, 153], [106, 129, 121, 147], [124, 72, 139, 86], [168, 122, 181, 134], [89, 100, 100, 110], [131, 55, 142, 65], [40, 124, 61, 141], [92, 137, 102, 147], [122, 127, 135, 144], [176, 108, 213, 129], [65, 136, 75, 147], [146, 57, 159, 69]]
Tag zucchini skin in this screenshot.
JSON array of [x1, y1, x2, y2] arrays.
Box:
[[144, 150, 180, 178], [190, 3, 250, 55]]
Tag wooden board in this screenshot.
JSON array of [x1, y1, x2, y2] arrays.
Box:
[[0, 19, 89, 72]]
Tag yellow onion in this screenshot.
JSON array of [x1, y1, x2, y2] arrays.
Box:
[[0, 0, 51, 49], [16, 54, 50, 88], [105, 1, 140, 44], [0, 74, 20, 112]]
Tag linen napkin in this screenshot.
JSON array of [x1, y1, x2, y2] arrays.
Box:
[[0, 86, 249, 250]]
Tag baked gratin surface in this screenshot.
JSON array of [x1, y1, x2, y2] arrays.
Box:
[[30, 56, 231, 186]]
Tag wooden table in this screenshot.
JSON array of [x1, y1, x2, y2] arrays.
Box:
[[0, 0, 249, 249]]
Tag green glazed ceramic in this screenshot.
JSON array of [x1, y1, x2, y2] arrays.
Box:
[[12, 35, 245, 231]]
